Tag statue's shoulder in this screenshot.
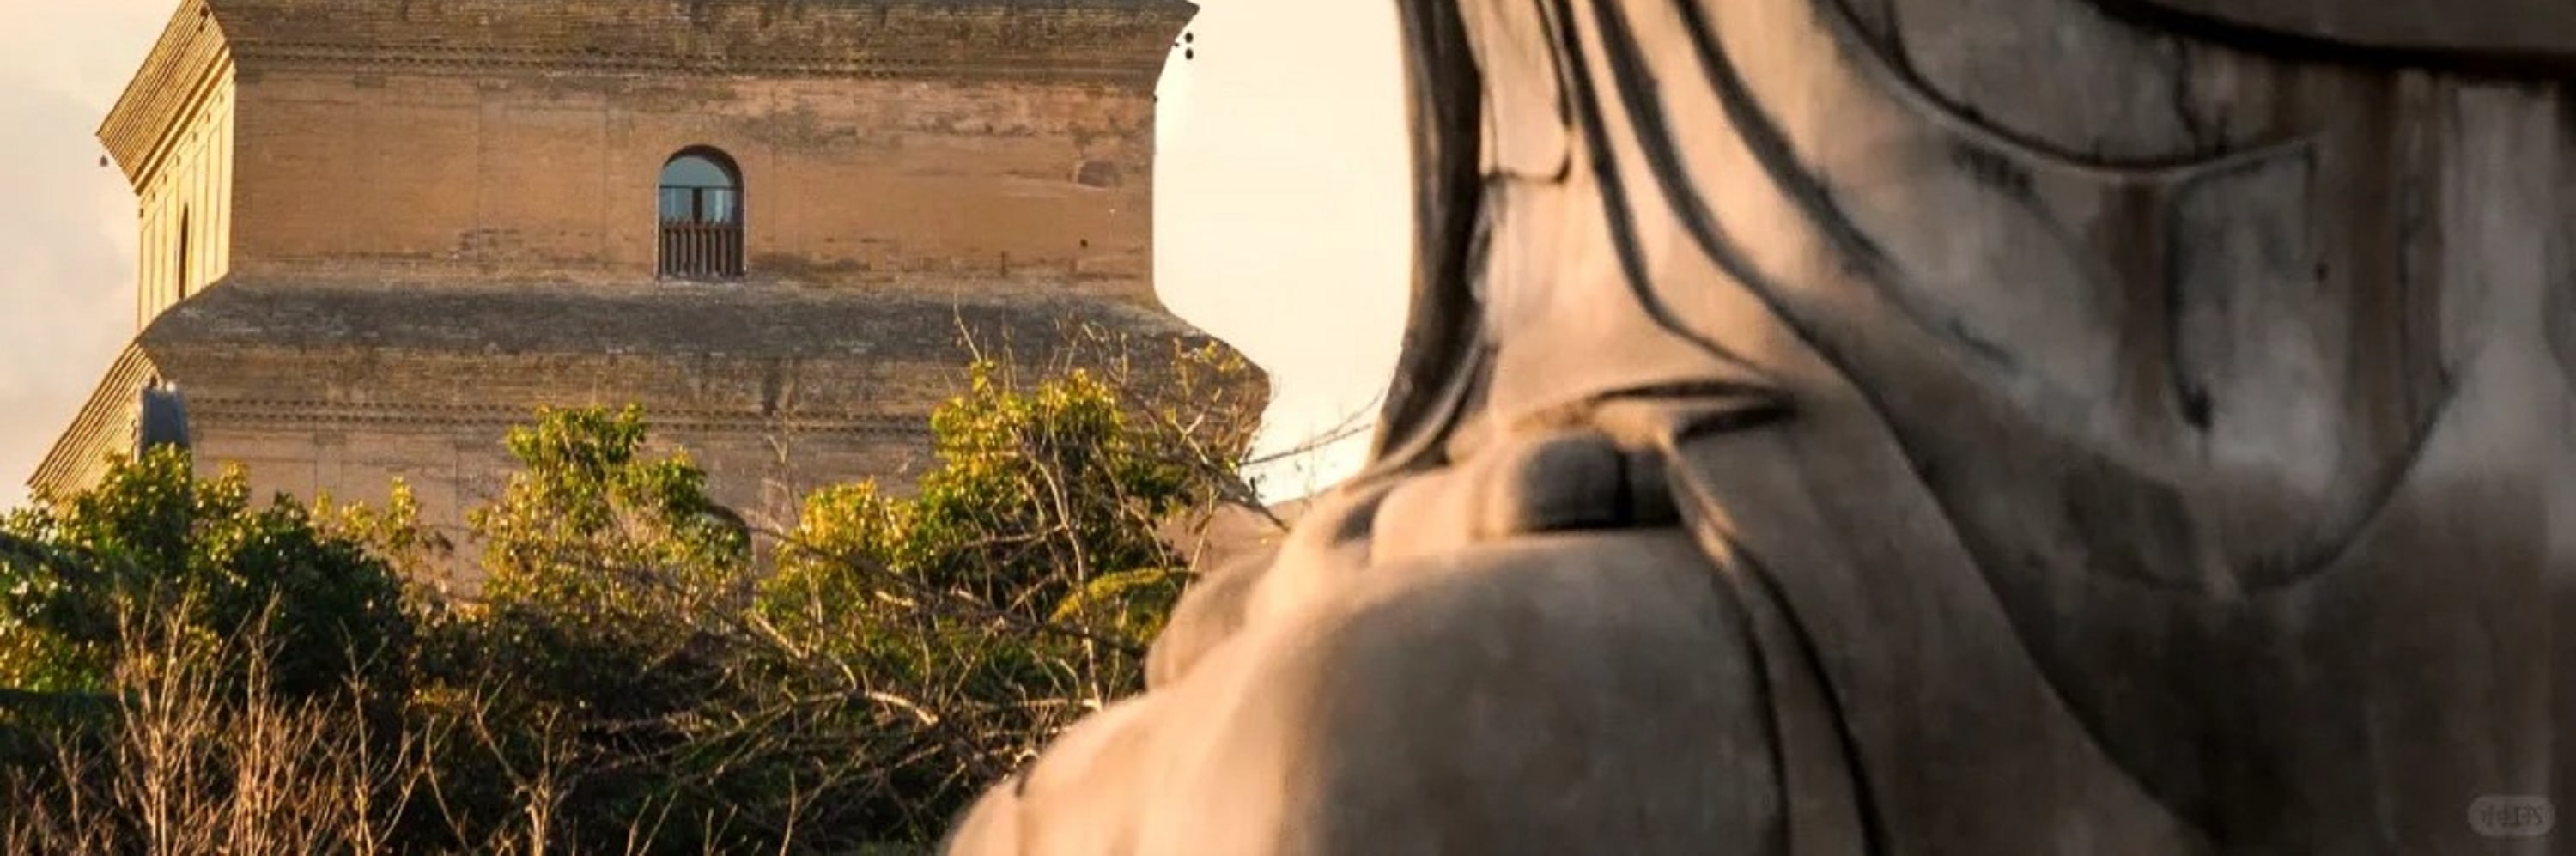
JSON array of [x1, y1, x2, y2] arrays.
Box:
[[1115, 529, 1793, 854], [948, 529, 1801, 856], [956, 410, 1854, 854]]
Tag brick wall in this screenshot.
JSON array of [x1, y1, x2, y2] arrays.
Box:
[[189, 414, 934, 588], [225, 64, 1161, 301], [170, 343, 959, 589]]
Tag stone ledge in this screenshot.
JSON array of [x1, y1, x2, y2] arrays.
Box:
[[139, 276, 1208, 361], [184, 397, 939, 438]]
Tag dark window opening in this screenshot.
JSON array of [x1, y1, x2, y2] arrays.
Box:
[[659, 149, 744, 280], [175, 210, 191, 300]]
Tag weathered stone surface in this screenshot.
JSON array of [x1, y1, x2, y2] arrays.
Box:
[[946, 0, 2572, 852]]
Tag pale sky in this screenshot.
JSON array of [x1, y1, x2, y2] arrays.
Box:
[[0, 0, 1414, 508]]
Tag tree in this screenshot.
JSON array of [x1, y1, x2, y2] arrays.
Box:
[[756, 338, 1266, 840], [420, 405, 769, 853], [0, 450, 430, 853], [459, 404, 751, 703], [0, 334, 1274, 852], [0, 448, 415, 701]]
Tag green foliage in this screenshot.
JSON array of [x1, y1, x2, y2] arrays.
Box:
[[2, 338, 1267, 853], [752, 350, 1255, 840], [770, 349, 1252, 648], [1050, 568, 1188, 644], [424, 405, 769, 851], [0, 450, 428, 849], [471, 404, 750, 622], [767, 359, 1211, 652], [0, 448, 413, 700]]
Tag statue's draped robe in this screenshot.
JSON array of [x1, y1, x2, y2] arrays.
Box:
[[945, 0, 2576, 852]]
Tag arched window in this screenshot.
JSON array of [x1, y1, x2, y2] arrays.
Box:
[[175, 209, 191, 300], [659, 149, 744, 280]]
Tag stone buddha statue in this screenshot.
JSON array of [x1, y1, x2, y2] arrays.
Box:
[[944, 0, 2574, 852]]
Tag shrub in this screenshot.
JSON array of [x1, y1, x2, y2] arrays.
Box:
[[0, 337, 1269, 853]]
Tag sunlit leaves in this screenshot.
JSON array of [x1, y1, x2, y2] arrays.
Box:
[[0, 448, 415, 700], [0, 338, 1269, 850]]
